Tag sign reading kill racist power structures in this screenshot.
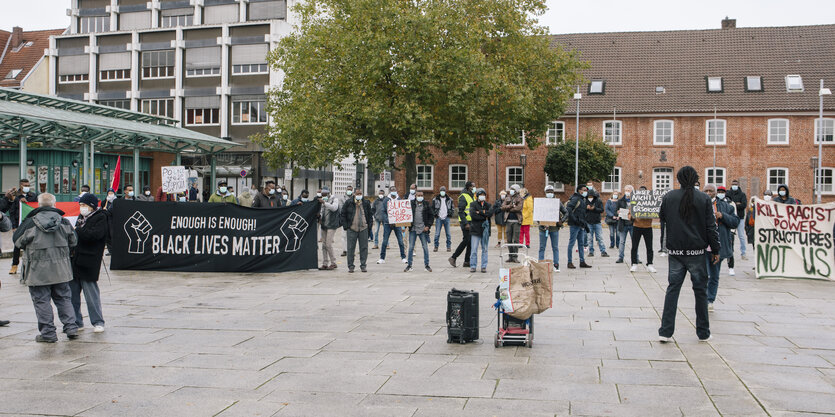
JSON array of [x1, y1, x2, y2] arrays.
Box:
[[630, 189, 669, 219], [754, 199, 835, 281]]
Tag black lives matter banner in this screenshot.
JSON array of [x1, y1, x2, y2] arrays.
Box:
[[754, 199, 835, 281], [110, 200, 319, 273], [630, 189, 669, 219]]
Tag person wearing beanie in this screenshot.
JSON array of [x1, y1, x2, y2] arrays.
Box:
[[432, 185, 454, 252], [70, 193, 108, 333], [209, 180, 237, 203], [137, 185, 155, 202], [102, 188, 118, 211]]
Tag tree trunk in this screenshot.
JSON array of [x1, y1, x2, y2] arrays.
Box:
[[404, 152, 417, 193]]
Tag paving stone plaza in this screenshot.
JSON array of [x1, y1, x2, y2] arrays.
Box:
[[1, 227, 834, 416]]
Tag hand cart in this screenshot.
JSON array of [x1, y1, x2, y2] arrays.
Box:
[[494, 243, 534, 348]]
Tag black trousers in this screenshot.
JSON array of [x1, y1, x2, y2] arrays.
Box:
[[659, 254, 710, 339], [452, 223, 471, 263], [631, 227, 654, 265]]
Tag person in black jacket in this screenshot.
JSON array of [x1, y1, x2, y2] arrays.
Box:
[[0, 209, 10, 326], [585, 188, 608, 257], [565, 185, 591, 269], [70, 193, 108, 333], [468, 189, 492, 273], [773, 184, 797, 204], [432, 186, 454, 252], [449, 181, 475, 267], [725, 179, 748, 260], [658, 166, 720, 343], [340, 189, 373, 273], [9, 179, 38, 275], [406, 191, 434, 272]]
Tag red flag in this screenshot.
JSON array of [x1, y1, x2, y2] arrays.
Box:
[[111, 155, 122, 191]]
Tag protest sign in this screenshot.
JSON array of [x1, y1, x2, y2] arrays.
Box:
[[754, 198, 835, 281], [110, 200, 319, 273], [617, 208, 630, 219], [533, 198, 560, 226], [387, 199, 413, 226], [630, 189, 668, 219], [161, 166, 188, 194]]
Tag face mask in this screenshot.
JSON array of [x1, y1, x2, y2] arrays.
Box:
[[509, 190, 516, 196], [301, 197, 309, 202], [107, 194, 116, 202], [79, 206, 91, 216], [390, 192, 397, 198], [355, 195, 363, 201], [478, 195, 486, 202], [694, 186, 700, 191], [717, 193, 726, 200], [417, 196, 424, 202], [219, 187, 227, 194], [322, 196, 329, 201], [612, 195, 619, 200], [546, 193, 554, 198], [778, 190, 786, 197], [764, 195, 772, 201], [316, 193, 322, 197], [346, 190, 353, 196], [440, 191, 446, 197], [587, 197, 594, 202], [179, 197, 186, 202], [144, 191, 151, 196], [128, 191, 134, 197], [22, 187, 30, 193], [581, 191, 588, 197], [587, 185, 594, 191], [269, 189, 276, 195], [378, 194, 384, 198], [500, 193, 507, 199], [282, 195, 288, 200], [732, 185, 739, 191], [624, 192, 631, 198]]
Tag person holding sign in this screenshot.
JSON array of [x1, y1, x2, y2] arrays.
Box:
[[703, 184, 739, 311], [377, 186, 408, 264], [405, 191, 434, 272], [629, 186, 655, 273], [538, 185, 567, 272], [658, 166, 720, 343]]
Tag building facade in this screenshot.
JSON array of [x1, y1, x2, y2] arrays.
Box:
[[395, 20, 835, 206]]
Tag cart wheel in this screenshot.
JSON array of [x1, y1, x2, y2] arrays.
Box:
[[527, 338, 533, 348], [494, 334, 501, 348]]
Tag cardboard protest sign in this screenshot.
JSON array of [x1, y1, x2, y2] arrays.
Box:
[[630, 189, 668, 219], [387, 199, 413, 226], [754, 198, 835, 281], [617, 208, 630, 219], [161, 166, 188, 194], [532, 198, 560, 225]]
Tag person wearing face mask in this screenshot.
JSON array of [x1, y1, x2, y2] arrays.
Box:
[[101, 188, 118, 211], [237, 184, 255, 207], [538, 185, 567, 272], [9, 179, 38, 275], [70, 193, 107, 333], [432, 186, 454, 252], [252, 181, 279, 208], [584, 185, 608, 258], [371, 190, 387, 249], [123, 185, 136, 200], [703, 184, 739, 312], [717, 186, 737, 276], [565, 185, 591, 269], [73, 185, 91, 202], [407, 184, 417, 201], [498, 184, 523, 263], [493, 190, 508, 248], [629, 186, 655, 273], [280, 189, 290, 206], [614, 185, 635, 264], [773, 184, 797, 204], [341, 188, 373, 273], [188, 181, 201, 202], [519, 188, 533, 248], [449, 181, 477, 267], [318, 187, 340, 270], [468, 189, 492, 273], [340, 186, 354, 256], [290, 190, 311, 206], [605, 192, 621, 249], [208, 181, 237, 203], [744, 196, 757, 247], [377, 186, 408, 264], [725, 179, 748, 260], [136, 186, 155, 202], [405, 190, 434, 272]]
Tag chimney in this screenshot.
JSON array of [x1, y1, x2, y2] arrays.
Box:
[[721, 17, 736, 30], [11, 26, 23, 47]]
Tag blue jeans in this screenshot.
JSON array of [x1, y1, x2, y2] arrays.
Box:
[[373, 220, 383, 246], [469, 234, 488, 269], [608, 223, 620, 248], [567, 225, 585, 264], [408, 230, 430, 267], [586, 223, 607, 255], [538, 229, 559, 265], [69, 279, 104, 327], [380, 224, 406, 260], [706, 254, 724, 303], [434, 217, 452, 249], [659, 254, 710, 339], [736, 220, 747, 256], [617, 223, 633, 261]]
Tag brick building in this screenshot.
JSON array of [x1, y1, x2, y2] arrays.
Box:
[[395, 20, 835, 206]]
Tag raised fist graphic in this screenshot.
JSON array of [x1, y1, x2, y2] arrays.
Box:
[[123, 211, 153, 254], [280, 212, 309, 252]]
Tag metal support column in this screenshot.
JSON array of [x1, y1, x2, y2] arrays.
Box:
[[82, 143, 89, 188], [19, 136, 27, 180], [210, 154, 217, 193], [175, 152, 181, 165], [89, 141, 95, 191], [133, 148, 140, 190]]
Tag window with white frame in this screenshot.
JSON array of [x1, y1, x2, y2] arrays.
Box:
[[707, 76, 723, 92], [816, 168, 834, 194], [653, 167, 674, 190], [186, 108, 219, 126], [506, 166, 523, 189], [814, 118, 834, 144], [59, 74, 89, 83], [603, 120, 622, 145], [232, 63, 269, 75], [161, 13, 193, 28], [589, 80, 605, 95], [785, 75, 804, 92], [232, 99, 267, 125], [449, 165, 468, 190], [58, 55, 89, 84], [602, 167, 621, 192], [141, 98, 174, 118], [767, 168, 788, 192], [768, 119, 789, 144], [100, 69, 130, 81], [231, 44, 269, 75], [98, 100, 130, 109], [706, 119, 726, 145], [705, 167, 726, 187], [416, 165, 433, 190], [507, 130, 525, 146], [185, 47, 221, 78], [653, 120, 673, 145], [78, 16, 109, 34], [546, 121, 564, 145], [544, 174, 565, 193], [142, 50, 175, 79], [746, 76, 762, 92]]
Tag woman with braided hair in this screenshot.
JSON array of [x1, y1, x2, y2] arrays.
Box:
[[657, 166, 721, 343]]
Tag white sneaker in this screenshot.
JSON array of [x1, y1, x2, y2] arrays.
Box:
[[647, 265, 657, 273], [401, 258, 408, 264], [728, 268, 736, 276], [93, 325, 105, 333], [658, 336, 672, 344], [553, 266, 560, 273], [708, 303, 714, 312], [699, 335, 713, 342], [376, 259, 386, 264], [630, 265, 638, 272], [660, 252, 667, 257]]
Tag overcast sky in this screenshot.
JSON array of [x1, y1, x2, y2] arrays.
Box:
[[2, 0, 834, 33]]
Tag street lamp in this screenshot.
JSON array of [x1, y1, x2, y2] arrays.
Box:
[[574, 87, 581, 188], [520, 154, 527, 187], [817, 80, 831, 204]]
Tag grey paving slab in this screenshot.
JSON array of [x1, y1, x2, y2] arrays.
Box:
[[494, 379, 619, 403], [378, 376, 496, 398]]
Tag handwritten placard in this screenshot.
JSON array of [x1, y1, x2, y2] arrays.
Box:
[[387, 199, 413, 225], [630, 190, 669, 219], [533, 198, 560, 225], [161, 166, 187, 194]]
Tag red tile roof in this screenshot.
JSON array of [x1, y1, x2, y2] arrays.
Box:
[[551, 24, 835, 114], [0, 28, 65, 88]]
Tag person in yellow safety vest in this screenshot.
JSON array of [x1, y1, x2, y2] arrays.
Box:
[[448, 181, 475, 267]]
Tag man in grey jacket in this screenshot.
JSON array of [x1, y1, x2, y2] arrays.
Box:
[[13, 193, 79, 343], [319, 187, 341, 270]]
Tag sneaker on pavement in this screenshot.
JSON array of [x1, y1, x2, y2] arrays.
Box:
[[341, 251, 347, 256], [448, 257, 456, 267], [699, 335, 713, 342], [401, 258, 408, 264], [376, 259, 386, 264], [587, 252, 594, 257], [404, 266, 413, 272], [361, 266, 367, 272], [566, 263, 576, 269], [615, 259, 624, 264], [373, 245, 379, 249], [446, 247, 451, 252], [425, 266, 432, 272], [36, 335, 57, 343], [630, 265, 639, 272], [729, 268, 736, 276], [462, 262, 470, 268], [93, 325, 105, 333], [469, 268, 476, 273], [658, 336, 672, 344], [67, 331, 79, 340], [0, 320, 9, 327], [647, 265, 657, 273], [480, 268, 487, 273], [601, 252, 610, 257], [660, 252, 667, 257], [433, 247, 438, 252], [554, 265, 560, 273], [708, 303, 714, 312], [348, 268, 355, 273]]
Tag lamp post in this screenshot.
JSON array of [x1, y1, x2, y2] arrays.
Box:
[[520, 154, 527, 187], [574, 86, 581, 188], [818, 80, 831, 204]]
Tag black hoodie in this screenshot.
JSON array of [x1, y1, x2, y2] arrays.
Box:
[[659, 188, 720, 255], [773, 184, 798, 204]]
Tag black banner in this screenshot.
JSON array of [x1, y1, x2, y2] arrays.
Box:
[[110, 200, 319, 273]]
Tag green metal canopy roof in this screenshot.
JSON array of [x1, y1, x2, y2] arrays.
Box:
[[0, 88, 239, 154]]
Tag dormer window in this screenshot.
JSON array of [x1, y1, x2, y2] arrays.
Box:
[[589, 80, 605, 95], [5, 69, 22, 79], [786, 75, 804, 92], [745, 76, 762, 92], [655, 86, 666, 94], [707, 77, 723, 92]]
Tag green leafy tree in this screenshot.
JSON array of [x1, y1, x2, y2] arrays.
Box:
[[544, 132, 618, 187], [259, 0, 586, 186]]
